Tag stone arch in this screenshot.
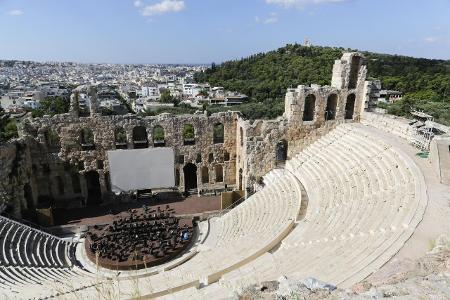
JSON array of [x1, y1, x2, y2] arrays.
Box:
[[348, 56, 362, 89], [80, 128, 95, 150], [46, 129, 60, 152], [56, 176, 64, 195], [201, 166, 209, 184], [183, 124, 195, 145], [303, 94, 316, 122], [183, 163, 197, 191], [213, 123, 224, 144], [152, 125, 165, 147], [114, 127, 127, 149], [224, 151, 230, 161], [276, 139, 288, 162], [175, 168, 180, 186], [345, 94, 356, 120], [71, 172, 81, 194], [85, 171, 102, 206], [238, 168, 243, 190], [325, 94, 338, 121], [215, 165, 223, 183], [240, 127, 244, 147], [23, 183, 34, 210], [133, 126, 148, 149]]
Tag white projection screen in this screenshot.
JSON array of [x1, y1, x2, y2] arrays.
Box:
[[107, 148, 175, 193]]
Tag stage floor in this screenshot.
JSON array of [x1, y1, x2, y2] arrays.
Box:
[[53, 195, 221, 226]]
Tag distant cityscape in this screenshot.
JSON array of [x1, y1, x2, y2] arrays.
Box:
[[0, 60, 249, 115]]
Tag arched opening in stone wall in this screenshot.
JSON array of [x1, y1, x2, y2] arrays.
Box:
[[153, 125, 165, 147], [85, 171, 102, 206], [240, 127, 244, 147], [325, 94, 338, 121], [46, 129, 60, 152], [276, 139, 288, 163], [104, 172, 111, 192], [114, 127, 127, 149], [303, 94, 316, 122], [23, 183, 34, 210], [201, 166, 209, 184], [208, 153, 214, 163], [71, 172, 81, 194], [133, 126, 148, 149], [348, 56, 362, 89], [183, 124, 195, 145], [238, 168, 243, 190], [56, 176, 64, 195], [215, 165, 223, 183], [183, 163, 197, 191], [224, 151, 230, 161], [80, 128, 95, 151], [345, 94, 356, 120], [213, 123, 224, 144], [175, 169, 180, 186], [196, 153, 202, 163]]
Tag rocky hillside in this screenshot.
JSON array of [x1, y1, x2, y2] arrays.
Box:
[[237, 234, 450, 299]]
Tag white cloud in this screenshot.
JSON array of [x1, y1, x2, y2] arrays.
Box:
[[141, 0, 185, 16], [134, 0, 143, 7], [266, 0, 349, 8], [7, 9, 24, 16], [425, 37, 438, 43], [255, 12, 279, 24]]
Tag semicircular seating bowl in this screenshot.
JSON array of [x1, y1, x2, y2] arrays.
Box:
[[212, 123, 427, 295], [0, 123, 427, 300], [1, 167, 303, 299], [0, 216, 87, 296]]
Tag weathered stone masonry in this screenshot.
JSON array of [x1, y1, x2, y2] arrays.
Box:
[[0, 52, 368, 217]]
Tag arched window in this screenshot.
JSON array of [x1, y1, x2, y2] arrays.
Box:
[[325, 94, 338, 121], [224, 151, 230, 161], [71, 172, 81, 194], [240, 127, 244, 146], [175, 169, 180, 186], [213, 123, 224, 144], [196, 153, 202, 163], [208, 153, 214, 163], [345, 94, 356, 120], [215, 165, 223, 183], [238, 168, 243, 190], [114, 127, 127, 149], [46, 129, 60, 152], [201, 166, 209, 184], [276, 140, 288, 162], [153, 125, 165, 147], [303, 94, 316, 122], [348, 56, 362, 89], [133, 126, 148, 149], [56, 176, 64, 195], [183, 124, 195, 145], [80, 128, 95, 151]]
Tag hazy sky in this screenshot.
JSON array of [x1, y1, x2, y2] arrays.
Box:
[[1, 0, 450, 63]]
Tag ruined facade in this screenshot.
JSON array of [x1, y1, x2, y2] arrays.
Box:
[[0, 52, 369, 217]]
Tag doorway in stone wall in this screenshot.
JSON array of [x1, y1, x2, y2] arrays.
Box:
[[85, 171, 102, 206], [183, 163, 198, 191]]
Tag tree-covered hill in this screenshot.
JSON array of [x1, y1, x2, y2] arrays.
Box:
[[195, 44, 450, 125]]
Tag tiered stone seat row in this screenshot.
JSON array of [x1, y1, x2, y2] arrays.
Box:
[[214, 123, 426, 294], [10, 168, 303, 299], [0, 216, 85, 294]]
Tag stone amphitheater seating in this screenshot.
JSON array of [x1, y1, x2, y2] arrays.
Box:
[[0, 123, 427, 299], [0, 215, 84, 295]]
